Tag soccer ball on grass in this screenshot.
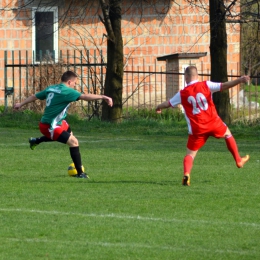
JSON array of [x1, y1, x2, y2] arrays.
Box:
[[68, 163, 85, 176]]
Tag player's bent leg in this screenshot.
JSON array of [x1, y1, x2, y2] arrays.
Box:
[[182, 149, 198, 186], [31, 123, 54, 150], [51, 123, 88, 179], [66, 134, 79, 147], [66, 135, 89, 179], [224, 128, 250, 168], [183, 134, 205, 186], [29, 136, 53, 150]]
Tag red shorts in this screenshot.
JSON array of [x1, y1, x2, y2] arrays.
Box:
[[187, 118, 227, 151], [39, 120, 70, 141]]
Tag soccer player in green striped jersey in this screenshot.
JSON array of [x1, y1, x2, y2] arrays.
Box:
[[14, 71, 113, 178]]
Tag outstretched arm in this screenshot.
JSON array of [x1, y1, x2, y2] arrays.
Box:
[[14, 95, 38, 110], [155, 92, 180, 113], [79, 94, 113, 107], [221, 75, 250, 91], [155, 101, 171, 114]]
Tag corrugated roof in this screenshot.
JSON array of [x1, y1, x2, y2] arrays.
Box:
[[157, 52, 207, 61]]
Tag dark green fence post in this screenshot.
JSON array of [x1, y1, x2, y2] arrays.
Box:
[[4, 50, 14, 111], [12, 50, 14, 106], [33, 51, 35, 93], [100, 50, 104, 95], [19, 50, 21, 102], [4, 50, 7, 110], [80, 50, 83, 93], [87, 50, 90, 113], [26, 50, 28, 96]]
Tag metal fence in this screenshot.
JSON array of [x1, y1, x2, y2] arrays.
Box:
[[3, 49, 107, 117], [123, 62, 260, 121], [3, 49, 260, 121]]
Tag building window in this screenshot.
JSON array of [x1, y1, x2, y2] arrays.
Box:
[[32, 7, 58, 62]]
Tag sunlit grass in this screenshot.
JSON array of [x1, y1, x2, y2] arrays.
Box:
[[0, 120, 259, 259]]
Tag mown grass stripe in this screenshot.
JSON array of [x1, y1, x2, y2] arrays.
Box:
[[5, 237, 256, 256]]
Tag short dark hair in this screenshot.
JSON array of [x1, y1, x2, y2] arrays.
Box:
[[61, 71, 77, 82]]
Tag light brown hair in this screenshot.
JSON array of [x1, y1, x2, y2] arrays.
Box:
[[185, 66, 198, 76]]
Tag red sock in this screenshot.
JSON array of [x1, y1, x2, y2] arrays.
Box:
[[225, 135, 241, 163], [183, 155, 194, 175]]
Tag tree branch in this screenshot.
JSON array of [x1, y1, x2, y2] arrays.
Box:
[[99, 0, 115, 42], [226, 18, 260, 23]]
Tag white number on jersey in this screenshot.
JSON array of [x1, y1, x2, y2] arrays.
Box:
[[46, 92, 54, 106], [187, 93, 208, 115]]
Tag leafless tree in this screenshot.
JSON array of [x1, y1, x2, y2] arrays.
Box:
[[4, 0, 173, 122], [187, 0, 259, 123]]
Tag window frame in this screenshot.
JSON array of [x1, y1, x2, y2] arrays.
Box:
[[32, 6, 58, 63]]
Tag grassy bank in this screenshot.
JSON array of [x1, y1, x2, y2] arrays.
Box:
[[1, 110, 260, 139]]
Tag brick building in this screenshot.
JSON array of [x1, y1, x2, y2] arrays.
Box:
[[0, 0, 241, 107]]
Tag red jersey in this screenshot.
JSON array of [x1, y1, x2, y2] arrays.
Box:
[[169, 80, 222, 135]]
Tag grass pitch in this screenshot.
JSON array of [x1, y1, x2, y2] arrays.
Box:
[[0, 123, 259, 259]]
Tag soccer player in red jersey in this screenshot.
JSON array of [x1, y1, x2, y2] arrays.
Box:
[[156, 66, 250, 186]]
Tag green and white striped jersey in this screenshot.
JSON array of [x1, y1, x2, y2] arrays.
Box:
[[36, 83, 81, 129]]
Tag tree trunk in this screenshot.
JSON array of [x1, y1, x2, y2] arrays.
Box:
[[210, 0, 231, 124], [100, 0, 123, 122]]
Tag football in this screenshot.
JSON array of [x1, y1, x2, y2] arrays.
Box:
[[68, 163, 85, 176]]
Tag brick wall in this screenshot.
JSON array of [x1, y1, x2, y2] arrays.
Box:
[[0, 0, 241, 107]]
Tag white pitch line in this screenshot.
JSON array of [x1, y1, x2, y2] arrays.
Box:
[[0, 138, 143, 146], [0, 143, 28, 146], [77, 136, 143, 141], [5, 237, 257, 256], [0, 208, 260, 228], [79, 138, 143, 143]]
